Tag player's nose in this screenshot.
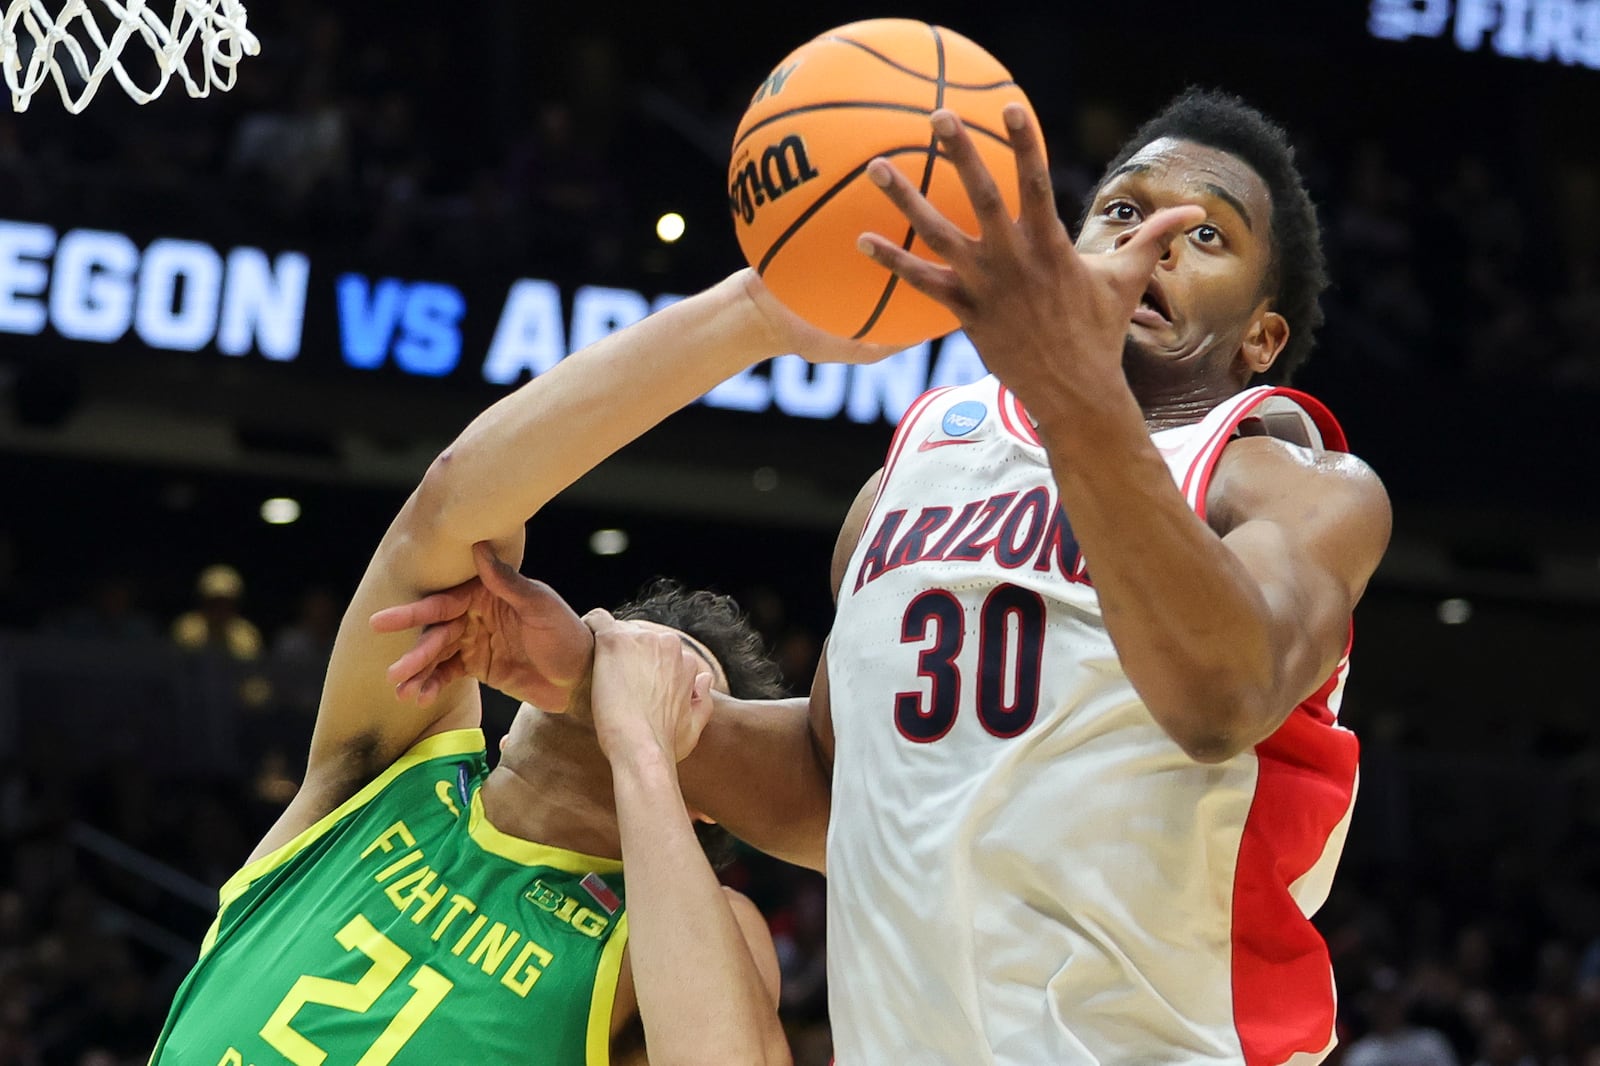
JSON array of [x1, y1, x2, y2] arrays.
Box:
[[1113, 224, 1176, 262]]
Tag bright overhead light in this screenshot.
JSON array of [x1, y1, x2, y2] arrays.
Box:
[[261, 497, 301, 525], [590, 529, 629, 556], [655, 212, 686, 243]]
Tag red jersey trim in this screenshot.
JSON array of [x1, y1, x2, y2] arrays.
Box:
[[997, 387, 1042, 446], [1210, 387, 1357, 1063], [1232, 710, 1359, 1064], [1186, 387, 1349, 522]]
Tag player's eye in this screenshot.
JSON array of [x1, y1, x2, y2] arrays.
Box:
[[1103, 201, 1140, 222], [1191, 223, 1223, 245]]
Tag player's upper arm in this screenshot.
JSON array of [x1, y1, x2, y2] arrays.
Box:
[[724, 887, 783, 1008], [724, 887, 791, 1065], [299, 489, 525, 799], [807, 467, 883, 800], [1207, 437, 1391, 743], [831, 468, 883, 603]]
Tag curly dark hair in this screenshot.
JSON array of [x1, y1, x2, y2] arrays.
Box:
[[1085, 87, 1328, 384], [613, 578, 788, 870]]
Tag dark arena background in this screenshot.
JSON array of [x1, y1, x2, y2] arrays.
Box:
[[3, 0, 1599, 1061]]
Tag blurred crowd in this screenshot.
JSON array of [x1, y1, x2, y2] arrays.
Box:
[[0, 3, 1596, 392]]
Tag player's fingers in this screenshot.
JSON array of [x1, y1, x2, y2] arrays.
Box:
[[369, 587, 470, 632], [685, 669, 716, 742], [432, 656, 467, 691], [397, 657, 441, 706], [1109, 205, 1205, 293], [415, 676, 441, 708], [472, 541, 527, 598], [857, 233, 967, 310], [1002, 104, 1061, 246], [385, 619, 465, 685], [408, 652, 466, 707], [582, 608, 617, 635], [865, 157, 974, 266], [928, 110, 1012, 240]]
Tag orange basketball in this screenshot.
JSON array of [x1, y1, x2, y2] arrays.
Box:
[[728, 18, 1040, 347]]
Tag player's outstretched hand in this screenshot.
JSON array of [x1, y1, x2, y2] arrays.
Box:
[[856, 104, 1205, 424], [370, 542, 594, 714], [584, 609, 714, 766], [732, 267, 906, 367]]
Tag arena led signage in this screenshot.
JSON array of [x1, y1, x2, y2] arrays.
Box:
[[0, 218, 988, 426], [1369, 0, 1600, 68]]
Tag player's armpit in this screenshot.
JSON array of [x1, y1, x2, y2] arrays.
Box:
[[302, 523, 519, 782], [242, 525, 520, 864], [1207, 437, 1392, 751]]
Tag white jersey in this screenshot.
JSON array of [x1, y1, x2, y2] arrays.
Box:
[[825, 377, 1360, 1066]]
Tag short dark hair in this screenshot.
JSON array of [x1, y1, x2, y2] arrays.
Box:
[[1086, 87, 1328, 384], [613, 578, 787, 871]]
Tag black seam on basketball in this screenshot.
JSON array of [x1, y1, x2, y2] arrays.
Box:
[[733, 102, 943, 155], [754, 146, 935, 276], [852, 27, 947, 342], [821, 34, 1014, 91], [734, 104, 1016, 156]]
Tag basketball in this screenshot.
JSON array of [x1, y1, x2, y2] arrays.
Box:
[[728, 18, 1040, 347]]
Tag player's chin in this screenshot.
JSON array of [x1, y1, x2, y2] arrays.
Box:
[[1122, 331, 1180, 366], [1124, 325, 1209, 366]]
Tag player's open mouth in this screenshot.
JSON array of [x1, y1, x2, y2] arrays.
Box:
[[1132, 300, 1171, 329], [1132, 284, 1172, 328]]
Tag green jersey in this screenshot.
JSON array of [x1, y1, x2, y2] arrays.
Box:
[[150, 730, 630, 1066]]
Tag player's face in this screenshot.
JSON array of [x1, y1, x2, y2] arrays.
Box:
[[629, 619, 728, 825], [1077, 138, 1285, 392], [629, 620, 731, 696]]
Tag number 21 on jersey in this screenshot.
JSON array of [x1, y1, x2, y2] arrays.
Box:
[[216, 914, 453, 1066]]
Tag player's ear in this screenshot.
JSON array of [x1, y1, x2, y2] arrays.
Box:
[[1241, 306, 1288, 377]]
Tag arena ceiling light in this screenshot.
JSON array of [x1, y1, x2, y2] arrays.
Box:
[[589, 529, 629, 556], [655, 213, 686, 243], [261, 497, 301, 525]]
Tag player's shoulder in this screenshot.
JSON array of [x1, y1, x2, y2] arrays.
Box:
[[1209, 433, 1390, 534], [1222, 431, 1382, 485]]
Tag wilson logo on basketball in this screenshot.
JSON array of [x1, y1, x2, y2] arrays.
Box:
[[728, 135, 820, 226], [749, 62, 799, 105]]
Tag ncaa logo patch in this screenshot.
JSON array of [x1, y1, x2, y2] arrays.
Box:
[[942, 401, 987, 437]]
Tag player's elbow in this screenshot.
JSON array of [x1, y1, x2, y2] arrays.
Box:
[[1173, 724, 1249, 764], [1158, 687, 1281, 764], [404, 450, 477, 545]]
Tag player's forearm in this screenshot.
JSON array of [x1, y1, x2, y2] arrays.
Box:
[[410, 275, 776, 547], [611, 752, 788, 1066], [1035, 385, 1283, 762], [678, 695, 830, 872]]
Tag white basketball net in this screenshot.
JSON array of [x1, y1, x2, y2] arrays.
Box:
[[1, 0, 259, 113]]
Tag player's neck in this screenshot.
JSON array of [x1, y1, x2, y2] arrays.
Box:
[[1140, 391, 1235, 431], [480, 716, 623, 860], [1124, 343, 1250, 431], [1134, 374, 1251, 431]]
